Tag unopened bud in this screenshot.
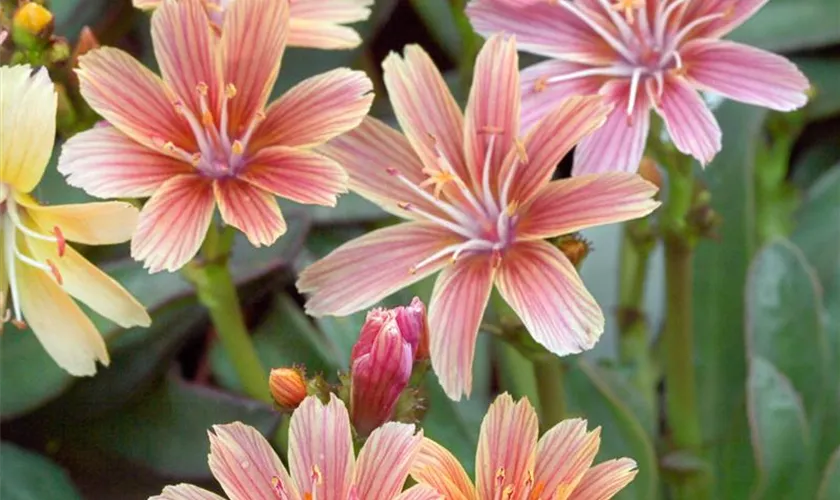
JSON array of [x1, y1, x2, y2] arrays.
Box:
[[394, 297, 429, 360], [71, 27, 99, 69], [638, 157, 662, 190], [269, 367, 307, 409], [13, 2, 54, 37], [556, 233, 592, 269]]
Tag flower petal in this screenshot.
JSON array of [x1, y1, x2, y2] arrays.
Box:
[[534, 419, 601, 495], [221, 0, 288, 133], [394, 485, 445, 500], [517, 173, 660, 240], [22, 197, 140, 245], [241, 146, 347, 207], [214, 178, 286, 247], [289, 0, 372, 23], [410, 438, 477, 500], [209, 422, 300, 500], [152, 0, 222, 119], [568, 458, 639, 500], [520, 59, 604, 132], [150, 484, 226, 500], [502, 95, 612, 204], [27, 240, 150, 329], [682, 0, 768, 38], [288, 394, 354, 500], [466, 0, 613, 64], [298, 222, 456, 316], [251, 69, 373, 151], [573, 80, 651, 175], [76, 47, 193, 151], [318, 116, 437, 219], [682, 39, 809, 112], [17, 258, 109, 376], [475, 394, 539, 499], [655, 74, 721, 166], [132, 0, 160, 9], [354, 423, 423, 500], [288, 0, 372, 49], [0, 65, 56, 193], [58, 127, 191, 198], [428, 255, 495, 400], [382, 45, 469, 184], [131, 174, 215, 273], [496, 240, 604, 356]]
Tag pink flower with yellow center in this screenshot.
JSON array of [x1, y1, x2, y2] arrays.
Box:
[[1, 64, 150, 376], [411, 394, 638, 500], [298, 34, 661, 399], [132, 0, 373, 50], [467, 0, 811, 173], [58, 0, 373, 273], [150, 395, 443, 500]]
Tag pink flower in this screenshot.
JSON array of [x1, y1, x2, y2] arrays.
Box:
[[58, 0, 373, 272], [467, 0, 811, 173], [298, 34, 660, 399], [132, 0, 373, 50], [150, 395, 442, 500], [350, 298, 427, 436], [411, 393, 638, 500]]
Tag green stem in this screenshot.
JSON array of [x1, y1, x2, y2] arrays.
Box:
[[533, 357, 565, 428]]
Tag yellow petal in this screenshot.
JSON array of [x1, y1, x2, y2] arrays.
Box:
[[18, 193, 139, 245], [0, 65, 57, 193]]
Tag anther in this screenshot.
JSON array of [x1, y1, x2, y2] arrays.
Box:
[[196, 82, 209, 96], [310, 464, 323, 485], [47, 260, 63, 285], [231, 140, 244, 155], [425, 132, 438, 148], [534, 75, 549, 93], [514, 138, 529, 163], [190, 153, 202, 167], [163, 141, 176, 153], [386, 167, 399, 176], [224, 83, 237, 98], [11, 319, 27, 330], [495, 467, 506, 486], [202, 111, 214, 126], [53, 226, 66, 257]]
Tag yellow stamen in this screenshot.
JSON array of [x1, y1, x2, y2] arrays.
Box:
[[224, 83, 237, 98], [13, 2, 53, 35], [196, 82, 209, 96], [231, 140, 244, 155], [610, 0, 645, 24], [534, 75, 549, 93], [514, 138, 529, 164], [419, 167, 456, 198]]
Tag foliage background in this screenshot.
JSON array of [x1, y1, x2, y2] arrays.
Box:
[[1, 0, 839, 498]]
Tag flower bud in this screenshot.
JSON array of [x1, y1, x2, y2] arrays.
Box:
[[13, 2, 53, 37], [556, 233, 592, 269], [394, 297, 429, 360], [638, 156, 662, 190], [269, 367, 307, 409]]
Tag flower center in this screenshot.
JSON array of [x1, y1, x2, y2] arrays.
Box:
[[1, 184, 65, 330], [159, 82, 265, 178], [386, 128, 526, 274]]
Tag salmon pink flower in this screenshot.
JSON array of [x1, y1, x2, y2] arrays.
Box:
[[467, 0, 811, 173], [59, 0, 373, 273], [150, 395, 442, 500], [132, 0, 372, 50], [1, 64, 150, 376], [298, 34, 660, 399], [411, 393, 638, 500]]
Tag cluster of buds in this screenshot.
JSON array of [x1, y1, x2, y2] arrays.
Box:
[[3, 1, 68, 65]]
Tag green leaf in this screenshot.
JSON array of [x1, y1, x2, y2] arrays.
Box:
[[565, 359, 659, 500], [421, 371, 481, 475], [409, 0, 463, 60], [818, 447, 840, 500], [64, 375, 281, 478], [0, 442, 83, 500], [731, 0, 840, 52], [746, 240, 829, 428], [747, 356, 814, 498], [796, 58, 840, 121]]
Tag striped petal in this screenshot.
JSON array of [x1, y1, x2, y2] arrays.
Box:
[[27, 240, 150, 329], [395, 485, 445, 500], [150, 484, 225, 500], [573, 80, 651, 175], [288, 0, 372, 49], [682, 0, 768, 38], [251, 69, 373, 151], [517, 173, 660, 240], [682, 39, 809, 112], [475, 394, 539, 499], [382, 45, 470, 185], [17, 258, 109, 376], [77, 47, 193, 152], [464, 34, 520, 190], [534, 419, 601, 496], [568, 458, 639, 500], [354, 423, 423, 500], [655, 74, 721, 166], [209, 422, 300, 500], [131, 174, 215, 273], [288, 395, 354, 500], [22, 197, 140, 245], [221, 0, 288, 134], [318, 116, 437, 219], [501, 95, 612, 205], [520, 60, 604, 132], [495, 240, 604, 356], [241, 147, 347, 207], [0, 65, 56, 193], [410, 438, 477, 500], [298, 223, 456, 317], [428, 255, 495, 400], [214, 178, 286, 247], [58, 127, 190, 198], [466, 0, 614, 64], [152, 0, 222, 120]]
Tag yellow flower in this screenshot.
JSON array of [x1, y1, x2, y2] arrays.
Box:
[[1, 64, 150, 376]]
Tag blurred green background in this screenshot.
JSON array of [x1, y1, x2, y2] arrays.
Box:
[[1, 0, 839, 498]]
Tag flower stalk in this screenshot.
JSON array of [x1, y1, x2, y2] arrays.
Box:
[[533, 356, 566, 428]]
